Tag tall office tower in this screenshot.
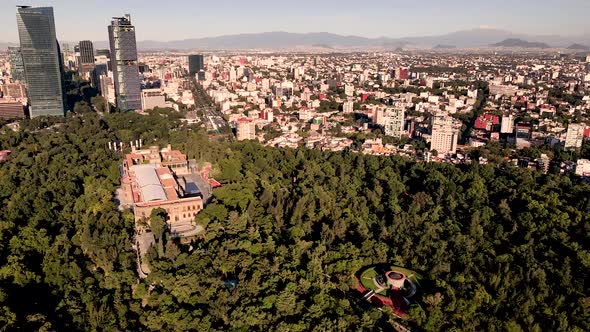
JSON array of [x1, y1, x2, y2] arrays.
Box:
[[108, 14, 141, 110], [16, 6, 65, 117], [188, 54, 204, 75], [564, 123, 585, 149], [77, 40, 95, 77], [7, 47, 26, 82], [384, 108, 405, 138], [430, 114, 460, 155], [78, 40, 95, 64]]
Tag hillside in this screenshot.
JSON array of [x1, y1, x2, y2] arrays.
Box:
[[567, 43, 590, 50], [0, 112, 588, 331], [491, 38, 551, 48]]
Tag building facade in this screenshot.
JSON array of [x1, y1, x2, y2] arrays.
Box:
[[0, 100, 26, 119], [374, 107, 385, 126], [384, 108, 405, 138], [16, 6, 65, 117], [188, 54, 204, 75], [7, 47, 26, 83], [141, 89, 166, 110], [501, 115, 514, 134], [77, 40, 95, 77], [78, 40, 95, 64], [237, 118, 256, 141], [430, 114, 460, 155], [121, 145, 204, 226], [108, 15, 141, 110], [565, 123, 585, 149]]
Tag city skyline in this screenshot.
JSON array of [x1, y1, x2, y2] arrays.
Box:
[[1, 0, 590, 42]]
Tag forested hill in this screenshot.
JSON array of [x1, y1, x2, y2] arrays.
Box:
[[0, 112, 588, 331]]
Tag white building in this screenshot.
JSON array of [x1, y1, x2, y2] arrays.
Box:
[[565, 123, 585, 149], [344, 84, 355, 97], [237, 118, 256, 141], [430, 114, 460, 155], [141, 89, 167, 111], [229, 67, 237, 82], [342, 101, 354, 113], [575, 159, 590, 176], [100, 74, 115, 104], [374, 107, 385, 126], [501, 115, 514, 134], [383, 108, 405, 138]]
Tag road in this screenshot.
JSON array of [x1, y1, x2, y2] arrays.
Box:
[[189, 78, 232, 137]]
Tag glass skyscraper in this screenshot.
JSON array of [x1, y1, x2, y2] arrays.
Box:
[[108, 14, 141, 111], [188, 54, 204, 75], [16, 6, 65, 117]]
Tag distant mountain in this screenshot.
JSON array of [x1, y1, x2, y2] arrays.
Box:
[[136, 32, 379, 50], [491, 38, 550, 48], [433, 44, 456, 49], [567, 43, 590, 50], [125, 29, 553, 50], [3, 28, 590, 51]]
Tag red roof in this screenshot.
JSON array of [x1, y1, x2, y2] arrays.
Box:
[[475, 114, 499, 131]]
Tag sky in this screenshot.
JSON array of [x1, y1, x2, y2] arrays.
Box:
[[1, 0, 590, 42]]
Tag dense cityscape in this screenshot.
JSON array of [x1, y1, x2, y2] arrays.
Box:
[[0, 3, 588, 332]]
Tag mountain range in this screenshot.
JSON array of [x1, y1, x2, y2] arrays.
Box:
[[2, 28, 590, 50]]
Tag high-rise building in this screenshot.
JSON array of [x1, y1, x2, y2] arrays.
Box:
[[108, 14, 141, 110], [430, 114, 460, 155], [7, 47, 26, 83], [188, 55, 204, 75], [16, 6, 65, 117], [237, 118, 256, 141], [78, 40, 95, 64], [565, 123, 585, 149], [384, 108, 405, 138], [77, 40, 95, 76]]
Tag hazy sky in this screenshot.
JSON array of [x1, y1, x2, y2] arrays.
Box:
[[1, 0, 590, 42]]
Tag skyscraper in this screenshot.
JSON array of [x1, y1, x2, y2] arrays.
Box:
[[77, 40, 95, 78], [7, 47, 26, 83], [16, 6, 65, 117], [78, 40, 95, 64], [188, 54, 204, 75], [108, 14, 141, 110]]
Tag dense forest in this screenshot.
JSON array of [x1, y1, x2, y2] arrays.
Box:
[[0, 111, 588, 331]]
